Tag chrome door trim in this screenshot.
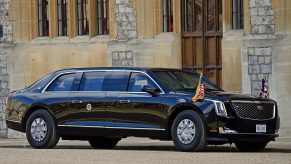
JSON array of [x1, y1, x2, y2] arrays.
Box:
[[58, 124, 166, 131]]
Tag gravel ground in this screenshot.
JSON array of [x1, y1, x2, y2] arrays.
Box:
[[0, 137, 290, 164]]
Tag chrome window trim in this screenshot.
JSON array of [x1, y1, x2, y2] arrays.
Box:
[[41, 69, 165, 94], [231, 100, 275, 104], [58, 124, 166, 131]]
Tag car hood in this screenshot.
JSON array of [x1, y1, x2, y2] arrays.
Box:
[[171, 90, 273, 102]]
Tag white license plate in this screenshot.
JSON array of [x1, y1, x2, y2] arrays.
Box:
[[256, 124, 267, 133]]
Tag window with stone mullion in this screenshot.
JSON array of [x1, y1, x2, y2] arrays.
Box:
[[77, 0, 89, 35], [162, 0, 173, 32], [38, 0, 49, 37], [57, 0, 68, 36], [96, 0, 109, 35], [232, 0, 244, 29]]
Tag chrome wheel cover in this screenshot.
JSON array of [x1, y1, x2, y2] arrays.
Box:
[[30, 118, 48, 142], [177, 119, 196, 145]]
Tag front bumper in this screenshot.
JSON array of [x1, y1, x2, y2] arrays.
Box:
[[207, 114, 280, 144], [208, 131, 279, 144]]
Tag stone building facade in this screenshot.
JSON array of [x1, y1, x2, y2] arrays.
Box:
[[0, 0, 11, 137], [1, 0, 291, 138]]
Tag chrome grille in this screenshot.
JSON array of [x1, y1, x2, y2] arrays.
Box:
[[231, 101, 275, 120]]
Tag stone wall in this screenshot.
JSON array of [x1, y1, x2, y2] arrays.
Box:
[[242, 0, 291, 137], [108, 0, 137, 67], [0, 44, 9, 138], [108, 0, 181, 68], [243, 0, 275, 95], [0, 0, 11, 138], [115, 0, 137, 41], [0, 0, 12, 42]]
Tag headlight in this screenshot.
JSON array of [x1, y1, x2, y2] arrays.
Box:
[[206, 99, 228, 117], [215, 101, 227, 117]]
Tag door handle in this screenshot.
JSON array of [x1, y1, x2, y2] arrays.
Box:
[[119, 100, 131, 104], [71, 100, 83, 104]]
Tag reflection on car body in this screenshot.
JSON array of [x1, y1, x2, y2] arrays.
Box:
[[6, 67, 280, 152]]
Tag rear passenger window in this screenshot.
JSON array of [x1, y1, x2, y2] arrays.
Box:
[[79, 71, 130, 92], [80, 72, 106, 91], [128, 73, 157, 92], [47, 73, 80, 91], [102, 72, 130, 91]]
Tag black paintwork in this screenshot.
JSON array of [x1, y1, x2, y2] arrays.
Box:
[[6, 67, 280, 143]]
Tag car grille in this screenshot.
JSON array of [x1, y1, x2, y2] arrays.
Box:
[[231, 101, 275, 120]]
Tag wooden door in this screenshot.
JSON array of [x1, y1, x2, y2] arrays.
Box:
[[182, 0, 222, 86]]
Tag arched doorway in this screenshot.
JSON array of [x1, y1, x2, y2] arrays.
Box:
[[181, 0, 222, 86]]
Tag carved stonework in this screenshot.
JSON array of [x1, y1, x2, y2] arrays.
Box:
[[115, 0, 137, 41]]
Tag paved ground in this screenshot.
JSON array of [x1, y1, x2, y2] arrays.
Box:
[[0, 137, 290, 164]]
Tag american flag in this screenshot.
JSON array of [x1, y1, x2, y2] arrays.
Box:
[[192, 73, 205, 102], [259, 78, 269, 98]]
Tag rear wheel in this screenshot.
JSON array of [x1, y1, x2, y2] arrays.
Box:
[[88, 137, 120, 149], [235, 141, 268, 152], [26, 110, 59, 149], [171, 110, 206, 152]]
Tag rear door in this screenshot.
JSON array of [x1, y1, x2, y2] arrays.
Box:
[[60, 71, 110, 127], [44, 72, 83, 124], [61, 71, 131, 128]]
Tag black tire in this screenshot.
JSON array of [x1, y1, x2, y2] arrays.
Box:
[[171, 110, 206, 152], [235, 141, 268, 152], [88, 137, 120, 149], [26, 109, 59, 149]]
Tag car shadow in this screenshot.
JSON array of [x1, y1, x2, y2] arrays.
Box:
[[1, 144, 291, 153]]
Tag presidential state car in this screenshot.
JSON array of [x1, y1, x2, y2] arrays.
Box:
[[6, 67, 280, 152]]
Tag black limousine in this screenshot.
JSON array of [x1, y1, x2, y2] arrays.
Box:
[[6, 67, 280, 152]]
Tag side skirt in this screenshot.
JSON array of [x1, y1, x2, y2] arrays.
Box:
[[57, 126, 170, 140]]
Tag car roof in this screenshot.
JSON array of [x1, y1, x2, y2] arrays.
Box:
[[54, 67, 184, 74]]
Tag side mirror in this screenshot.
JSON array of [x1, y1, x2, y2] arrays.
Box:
[[142, 85, 161, 96]]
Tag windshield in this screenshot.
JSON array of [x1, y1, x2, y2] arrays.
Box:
[[152, 70, 221, 92], [26, 72, 55, 92]]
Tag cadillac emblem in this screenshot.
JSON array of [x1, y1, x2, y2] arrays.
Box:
[[257, 105, 264, 111], [86, 104, 92, 111]]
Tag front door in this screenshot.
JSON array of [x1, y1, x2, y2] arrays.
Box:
[[181, 0, 222, 86], [116, 72, 168, 130]]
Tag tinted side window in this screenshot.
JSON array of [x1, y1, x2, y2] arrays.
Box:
[[47, 73, 80, 91], [102, 72, 130, 91], [80, 71, 106, 91], [128, 73, 157, 92]]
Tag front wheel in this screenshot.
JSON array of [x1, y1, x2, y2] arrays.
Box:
[[171, 110, 206, 152], [235, 141, 268, 152], [88, 137, 120, 149], [26, 110, 59, 149]]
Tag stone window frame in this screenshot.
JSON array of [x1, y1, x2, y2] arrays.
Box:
[[57, 0, 68, 36], [76, 0, 89, 36], [96, 0, 109, 35], [222, 0, 249, 32], [231, 0, 244, 30], [37, 0, 50, 37], [162, 0, 174, 32], [30, 0, 114, 40]]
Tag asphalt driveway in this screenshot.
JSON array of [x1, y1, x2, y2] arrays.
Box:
[[0, 137, 290, 164]]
